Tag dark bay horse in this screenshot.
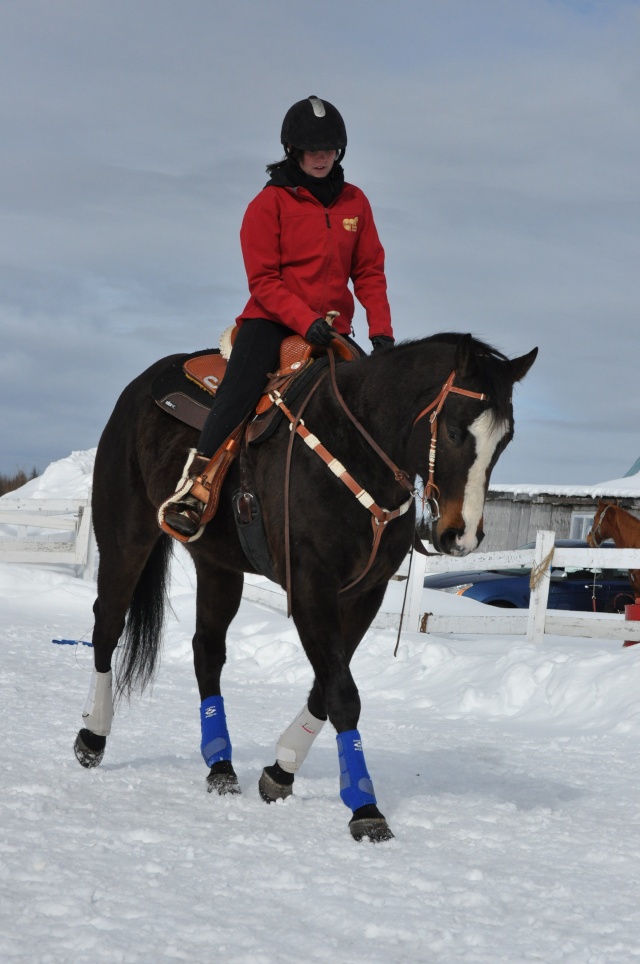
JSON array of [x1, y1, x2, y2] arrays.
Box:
[[74, 332, 537, 841], [587, 500, 640, 598]]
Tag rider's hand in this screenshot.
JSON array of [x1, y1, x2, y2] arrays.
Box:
[[306, 318, 335, 347], [370, 335, 395, 353]]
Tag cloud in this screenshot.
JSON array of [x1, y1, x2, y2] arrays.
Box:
[[1, 0, 639, 483]]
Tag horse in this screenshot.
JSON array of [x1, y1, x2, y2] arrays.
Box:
[[587, 500, 640, 599], [74, 331, 537, 842]]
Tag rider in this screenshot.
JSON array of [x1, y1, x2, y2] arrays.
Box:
[[159, 95, 395, 541]]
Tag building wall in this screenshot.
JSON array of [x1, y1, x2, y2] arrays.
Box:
[[482, 501, 573, 550], [481, 494, 640, 551], [416, 492, 640, 552]]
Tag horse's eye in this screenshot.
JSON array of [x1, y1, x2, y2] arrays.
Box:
[[447, 426, 463, 445]]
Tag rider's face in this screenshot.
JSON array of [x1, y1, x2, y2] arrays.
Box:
[[299, 149, 337, 178]]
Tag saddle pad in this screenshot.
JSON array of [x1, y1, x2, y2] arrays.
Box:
[[151, 350, 219, 431]]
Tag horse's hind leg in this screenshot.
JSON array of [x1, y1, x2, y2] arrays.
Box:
[[189, 552, 244, 795], [74, 527, 169, 769]]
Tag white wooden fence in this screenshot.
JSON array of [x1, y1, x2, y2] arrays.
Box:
[[404, 530, 640, 646], [2, 499, 639, 645], [0, 498, 96, 581]]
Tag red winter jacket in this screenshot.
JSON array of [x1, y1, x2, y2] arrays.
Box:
[[236, 182, 393, 340]]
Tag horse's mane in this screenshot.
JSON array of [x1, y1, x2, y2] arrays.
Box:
[[395, 332, 514, 422]]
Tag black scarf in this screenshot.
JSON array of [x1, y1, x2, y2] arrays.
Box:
[[266, 157, 345, 208]]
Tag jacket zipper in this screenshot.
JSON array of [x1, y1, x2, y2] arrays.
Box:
[[322, 209, 333, 315]]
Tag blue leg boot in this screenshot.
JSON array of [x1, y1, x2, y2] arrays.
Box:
[[201, 696, 241, 795], [337, 730, 394, 842]]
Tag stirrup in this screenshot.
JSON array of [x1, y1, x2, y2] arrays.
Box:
[[163, 493, 206, 540], [158, 429, 245, 543], [158, 449, 210, 543]]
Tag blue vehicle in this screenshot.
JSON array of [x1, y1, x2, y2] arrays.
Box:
[[423, 540, 636, 612]]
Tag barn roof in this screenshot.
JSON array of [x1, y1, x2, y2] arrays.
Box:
[[489, 470, 640, 500]]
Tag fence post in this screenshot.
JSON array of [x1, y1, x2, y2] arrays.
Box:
[[405, 543, 428, 632], [526, 529, 555, 644], [79, 505, 97, 582]]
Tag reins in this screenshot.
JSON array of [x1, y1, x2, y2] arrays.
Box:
[[271, 341, 488, 616], [326, 349, 415, 494], [273, 356, 414, 615]]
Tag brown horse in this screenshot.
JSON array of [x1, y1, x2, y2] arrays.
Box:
[[587, 500, 640, 598]]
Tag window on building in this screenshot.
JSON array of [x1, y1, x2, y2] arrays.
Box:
[[570, 512, 595, 540]]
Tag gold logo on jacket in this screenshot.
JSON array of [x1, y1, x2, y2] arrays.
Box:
[[342, 217, 358, 232]]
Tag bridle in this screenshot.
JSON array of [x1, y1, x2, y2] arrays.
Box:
[[412, 370, 488, 522], [269, 343, 489, 609], [588, 504, 614, 548]]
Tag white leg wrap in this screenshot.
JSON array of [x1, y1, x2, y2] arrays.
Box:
[[82, 669, 114, 736], [276, 704, 326, 774]]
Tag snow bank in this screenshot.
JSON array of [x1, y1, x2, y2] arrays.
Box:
[[3, 452, 640, 962], [0, 448, 96, 501]]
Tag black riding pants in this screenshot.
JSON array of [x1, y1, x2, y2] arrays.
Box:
[[197, 318, 291, 458]]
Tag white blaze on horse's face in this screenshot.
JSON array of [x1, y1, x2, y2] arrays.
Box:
[[454, 410, 510, 555]]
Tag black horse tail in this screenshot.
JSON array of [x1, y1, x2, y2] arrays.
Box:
[[116, 534, 174, 699]]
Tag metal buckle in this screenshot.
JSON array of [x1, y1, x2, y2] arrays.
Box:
[[423, 497, 441, 524]]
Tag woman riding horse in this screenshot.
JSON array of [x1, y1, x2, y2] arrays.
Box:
[[76, 330, 536, 842], [73, 95, 538, 842], [160, 95, 395, 542]]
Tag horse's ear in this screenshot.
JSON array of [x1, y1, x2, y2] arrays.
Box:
[[509, 347, 538, 383], [454, 333, 477, 379]]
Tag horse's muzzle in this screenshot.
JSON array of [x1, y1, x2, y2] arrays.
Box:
[[433, 526, 484, 556]]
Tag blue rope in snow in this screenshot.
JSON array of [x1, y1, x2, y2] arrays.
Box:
[[52, 639, 93, 647]]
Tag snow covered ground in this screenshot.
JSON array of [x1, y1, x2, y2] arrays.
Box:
[[2, 454, 640, 963]]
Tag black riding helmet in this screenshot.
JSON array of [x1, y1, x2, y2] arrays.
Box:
[[281, 95, 347, 161]]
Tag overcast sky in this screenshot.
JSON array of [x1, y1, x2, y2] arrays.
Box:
[[1, 0, 639, 485]]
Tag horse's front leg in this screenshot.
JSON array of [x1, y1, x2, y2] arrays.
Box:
[[261, 583, 393, 842], [191, 559, 244, 795], [258, 590, 380, 800], [258, 702, 327, 803]]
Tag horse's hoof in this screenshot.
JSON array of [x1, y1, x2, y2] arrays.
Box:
[[206, 773, 241, 795], [258, 764, 294, 803], [206, 761, 241, 795], [349, 804, 395, 843], [74, 728, 106, 769]]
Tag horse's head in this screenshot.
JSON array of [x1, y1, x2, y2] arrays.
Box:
[[587, 500, 615, 548], [413, 334, 537, 556]]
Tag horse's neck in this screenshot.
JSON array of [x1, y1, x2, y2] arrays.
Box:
[[608, 508, 640, 547], [335, 354, 430, 465], [340, 349, 451, 424]]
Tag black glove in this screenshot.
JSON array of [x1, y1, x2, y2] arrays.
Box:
[[306, 318, 335, 347], [370, 335, 395, 353]]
